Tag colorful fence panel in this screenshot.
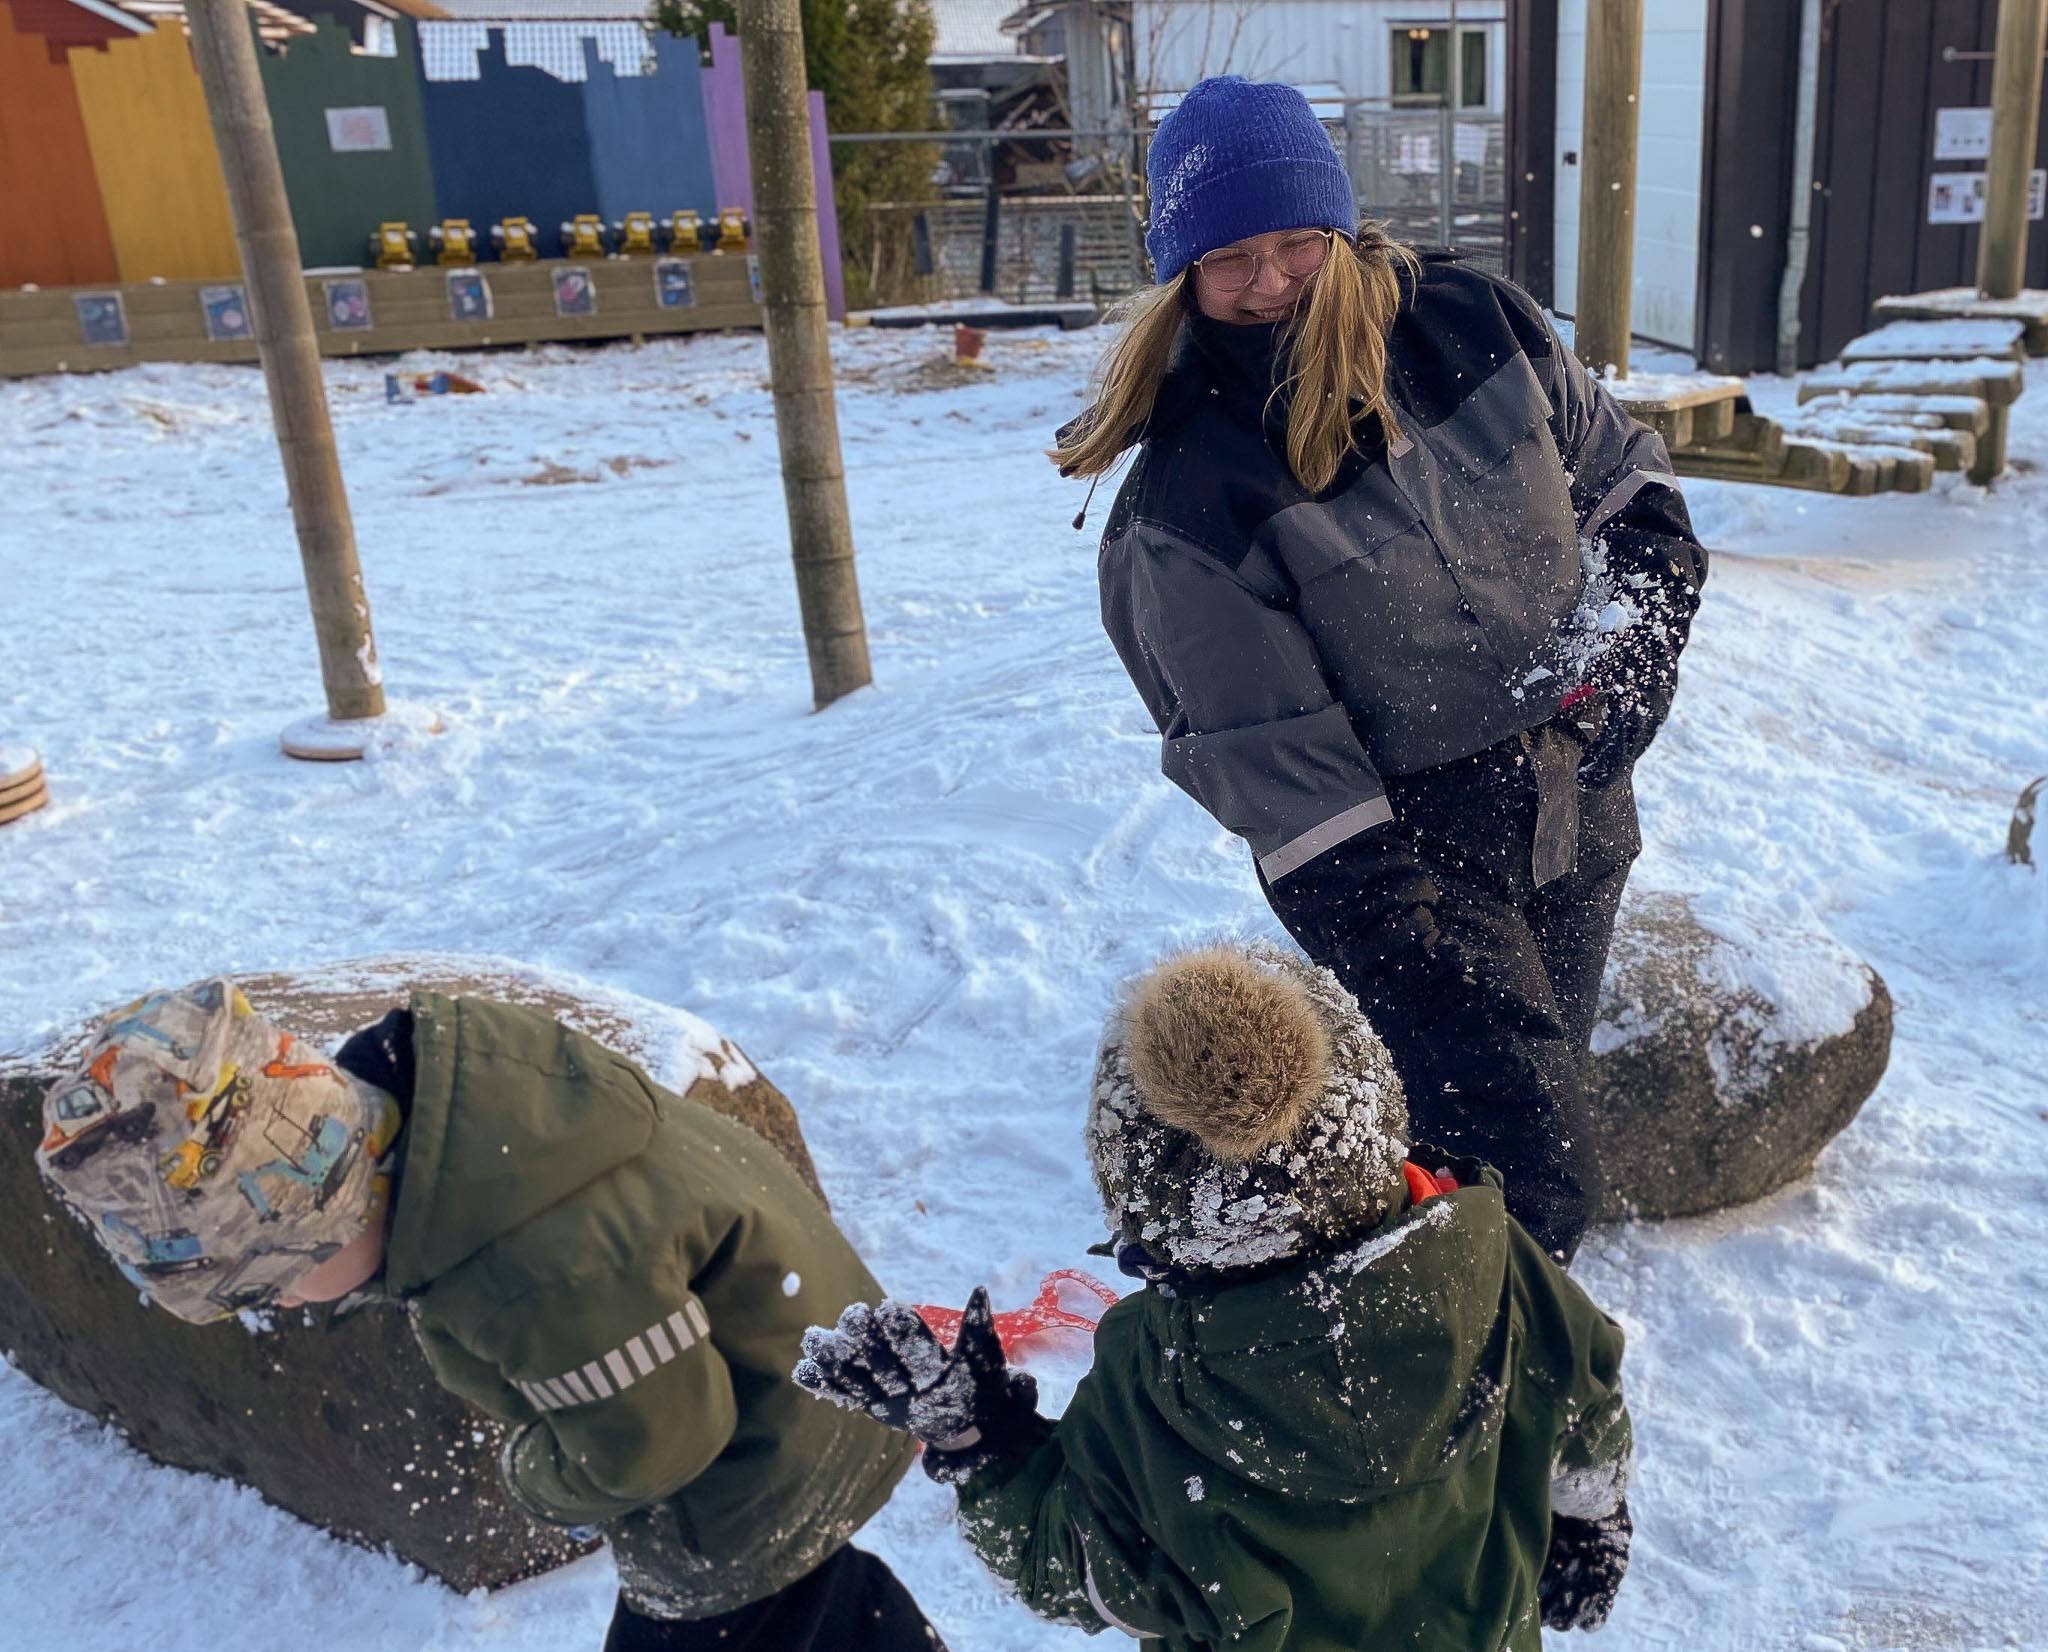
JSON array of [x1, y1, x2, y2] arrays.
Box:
[[259, 17, 437, 272], [67, 23, 238, 282], [0, 2, 118, 289], [581, 29, 716, 227]]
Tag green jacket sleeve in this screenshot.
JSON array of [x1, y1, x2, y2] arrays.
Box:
[[954, 1414, 1237, 1646], [1505, 1221, 1633, 1518], [435, 1269, 741, 1528]]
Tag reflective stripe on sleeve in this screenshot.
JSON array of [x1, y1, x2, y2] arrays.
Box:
[[523, 1300, 715, 1408], [1257, 795, 1396, 883]]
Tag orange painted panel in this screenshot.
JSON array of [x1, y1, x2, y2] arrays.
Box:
[[68, 23, 239, 282], [0, 3, 118, 288]]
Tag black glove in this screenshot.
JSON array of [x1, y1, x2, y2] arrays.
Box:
[[1538, 1500, 1633, 1631], [1577, 618, 1679, 789], [794, 1287, 1039, 1485]]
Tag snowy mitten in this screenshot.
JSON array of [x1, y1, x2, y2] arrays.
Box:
[[1538, 1500, 1633, 1631], [794, 1288, 1039, 1486], [1576, 618, 1678, 789]]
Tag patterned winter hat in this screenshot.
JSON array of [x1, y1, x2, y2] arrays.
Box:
[[1088, 943, 1410, 1274], [37, 979, 399, 1324]]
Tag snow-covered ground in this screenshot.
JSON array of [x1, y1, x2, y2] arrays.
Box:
[[2, 319, 2045, 1651]]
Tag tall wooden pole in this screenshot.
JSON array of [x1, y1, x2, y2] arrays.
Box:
[[740, 0, 873, 710], [1979, 0, 2047, 300], [184, 0, 384, 731], [1973, 0, 2046, 481], [1574, 0, 1644, 378]]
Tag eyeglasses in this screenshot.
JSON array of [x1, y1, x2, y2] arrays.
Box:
[[1194, 230, 1339, 294]]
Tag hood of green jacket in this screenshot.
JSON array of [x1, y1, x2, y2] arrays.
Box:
[[1129, 1171, 1512, 1506], [384, 991, 658, 1295]]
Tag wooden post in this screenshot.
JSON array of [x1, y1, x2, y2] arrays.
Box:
[[1574, 0, 1644, 378], [1973, 0, 2047, 481], [739, 0, 873, 710], [183, 0, 386, 733]]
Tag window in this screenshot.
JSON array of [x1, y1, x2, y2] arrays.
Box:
[[1391, 25, 1489, 108]]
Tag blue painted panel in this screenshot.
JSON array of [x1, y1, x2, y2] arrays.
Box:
[[581, 31, 718, 225], [418, 32, 596, 257]]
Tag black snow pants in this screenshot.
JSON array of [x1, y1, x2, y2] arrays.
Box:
[[1271, 734, 1640, 1265], [603, 1545, 946, 1652]]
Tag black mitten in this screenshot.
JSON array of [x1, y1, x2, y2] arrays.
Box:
[[794, 1287, 1039, 1485], [1538, 1500, 1633, 1631]]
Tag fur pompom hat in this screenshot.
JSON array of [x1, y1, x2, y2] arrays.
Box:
[[1088, 942, 1410, 1275]]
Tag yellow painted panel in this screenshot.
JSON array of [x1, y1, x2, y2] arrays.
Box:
[[69, 29, 240, 283]]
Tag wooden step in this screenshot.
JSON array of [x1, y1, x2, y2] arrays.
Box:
[[1793, 391, 1990, 434], [1778, 413, 1976, 472], [1871, 287, 2048, 356], [1838, 317, 2027, 363], [1798, 358, 2025, 407]]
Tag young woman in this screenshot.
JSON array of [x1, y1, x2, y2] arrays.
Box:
[[1058, 76, 1708, 1263]]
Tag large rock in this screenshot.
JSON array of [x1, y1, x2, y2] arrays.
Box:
[[0, 956, 827, 1592], [1587, 891, 1893, 1221]]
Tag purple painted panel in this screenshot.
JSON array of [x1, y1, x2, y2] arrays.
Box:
[[697, 23, 846, 320], [701, 22, 750, 215], [809, 89, 845, 320]]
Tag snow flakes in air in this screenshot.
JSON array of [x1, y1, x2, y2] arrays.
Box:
[[1184, 1475, 1206, 1503]]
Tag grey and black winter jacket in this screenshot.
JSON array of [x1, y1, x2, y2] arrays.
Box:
[[1096, 255, 1706, 898]]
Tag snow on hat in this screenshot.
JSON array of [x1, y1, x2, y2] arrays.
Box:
[[1088, 943, 1409, 1273], [37, 979, 399, 1324], [1145, 77, 1359, 284]]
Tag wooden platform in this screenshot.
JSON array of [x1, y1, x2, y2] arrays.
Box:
[[1837, 318, 2027, 364], [1606, 370, 1745, 450], [0, 255, 764, 379], [1797, 357, 2025, 408], [1871, 287, 2048, 356]]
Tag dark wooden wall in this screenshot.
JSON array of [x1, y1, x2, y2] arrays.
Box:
[[1801, 0, 2048, 364]]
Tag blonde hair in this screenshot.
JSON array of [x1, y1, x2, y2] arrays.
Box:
[[1050, 221, 1421, 496]]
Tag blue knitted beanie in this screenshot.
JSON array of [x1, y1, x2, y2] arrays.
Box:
[[1145, 77, 1358, 284]]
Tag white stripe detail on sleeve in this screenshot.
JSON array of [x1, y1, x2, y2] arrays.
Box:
[[528, 1299, 717, 1408], [1082, 1547, 1145, 1639], [1579, 467, 1679, 544], [1258, 795, 1396, 883]]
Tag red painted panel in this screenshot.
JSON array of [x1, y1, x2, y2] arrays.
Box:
[[0, 1, 119, 287], [9, 0, 129, 62]]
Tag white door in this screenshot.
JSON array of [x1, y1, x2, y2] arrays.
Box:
[[1553, 0, 1707, 354]]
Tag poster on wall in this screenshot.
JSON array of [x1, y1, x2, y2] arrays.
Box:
[[326, 106, 393, 153], [1928, 169, 2048, 225], [201, 285, 255, 343], [654, 259, 695, 309], [447, 269, 493, 322], [74, 292, 128, 348], [1934, 107, 1993, 162], [553, 266, 598, 317], [323, 278, 373, 332]]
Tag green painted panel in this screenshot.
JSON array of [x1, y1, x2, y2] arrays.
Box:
[[261, 16, 437, 271]]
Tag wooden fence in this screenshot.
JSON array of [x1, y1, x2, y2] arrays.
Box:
[[0, 253, 763, 379]]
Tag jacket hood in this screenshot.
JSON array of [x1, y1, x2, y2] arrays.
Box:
[[383, 993, 658, 1294], [1126, 1168, 1514, 1504]]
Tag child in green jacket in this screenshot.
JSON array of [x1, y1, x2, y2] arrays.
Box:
[[796, 943, 1634, 1651], [36, 979, 936, 1652]]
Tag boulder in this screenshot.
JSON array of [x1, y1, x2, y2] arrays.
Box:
[[0, 956, 827, 1592], [1587, 891, 1893, 1222]]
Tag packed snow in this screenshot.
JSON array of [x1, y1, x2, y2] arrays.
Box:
[[3, 315, 2046, 1650]]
